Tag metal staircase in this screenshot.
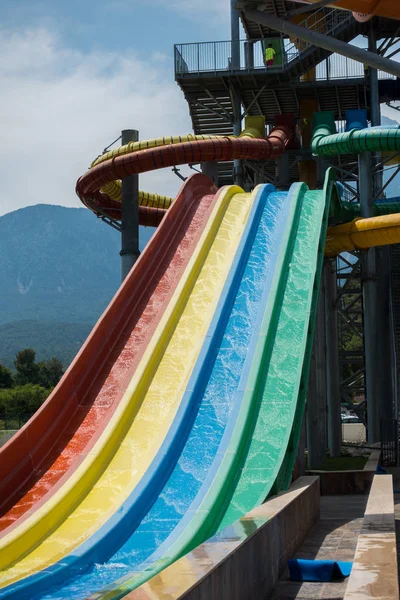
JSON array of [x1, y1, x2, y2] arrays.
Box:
[[283, 8, 362, 79]]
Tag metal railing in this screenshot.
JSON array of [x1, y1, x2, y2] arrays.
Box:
[[284, 6, 353, 62], [316, 55, 396, 81], [175, 7, 354, 76], [174, 39, 395, 83]]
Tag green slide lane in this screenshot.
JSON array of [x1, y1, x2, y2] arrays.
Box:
[[217, 172, 333, 528]]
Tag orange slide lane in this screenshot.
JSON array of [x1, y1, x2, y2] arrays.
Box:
[[76, 120, 295, 222], [0, 173, 218, 535]]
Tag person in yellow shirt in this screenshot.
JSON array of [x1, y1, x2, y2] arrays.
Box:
[[265, 43, 276, 67]]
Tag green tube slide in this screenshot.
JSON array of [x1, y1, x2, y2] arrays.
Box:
[[311, 110, 400, 157], [311, 110, 400, 224]]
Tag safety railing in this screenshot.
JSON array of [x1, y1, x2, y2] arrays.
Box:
[[316, 55, 396, 81], [284, 6, 354, 63], [174, 41, 395, 83], [174, 7, 355, 77]]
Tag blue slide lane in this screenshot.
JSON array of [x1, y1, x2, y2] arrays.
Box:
[[12, 185, 289, 600]]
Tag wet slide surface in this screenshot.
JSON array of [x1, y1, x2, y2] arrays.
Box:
[[8, 173, 331, 600], [0, 183, 255, 598], [85, 179, 329, 600], [0, 174, 217, 534], [35, 184, 289, 600]]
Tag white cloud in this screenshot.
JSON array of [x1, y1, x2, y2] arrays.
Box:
[[0, 26, 194, 216]]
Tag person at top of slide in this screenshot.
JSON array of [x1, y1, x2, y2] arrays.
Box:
[[265, 43, 276, 67]]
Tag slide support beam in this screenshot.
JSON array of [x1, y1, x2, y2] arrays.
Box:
[[325, 260, 342, 457], [231, 0, 244, 187], [307, 276, 327, 467], [359, 151, 380, 443], [120, 129, 140, 281]]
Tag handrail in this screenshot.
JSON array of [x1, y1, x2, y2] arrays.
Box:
[[284, 7, 354, 65], [174, 41, 395, 83], [174, 7, 356, 77]]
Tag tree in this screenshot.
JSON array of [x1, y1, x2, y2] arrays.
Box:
[[37, 358, 64, 388], [14, 349, 39, 386], [0, 364, 13, 389], [0, 384, 50, 416]]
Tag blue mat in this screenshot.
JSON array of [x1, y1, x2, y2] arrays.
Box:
[[288, 559, 353, 582], [376, 464, 387, 475]]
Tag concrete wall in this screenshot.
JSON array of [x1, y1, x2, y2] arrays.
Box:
[[342, 423, 366, 443], [125, 477, 320, 600], [345, 475, 399, 600]]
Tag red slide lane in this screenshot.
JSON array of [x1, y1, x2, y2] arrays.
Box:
[[77, 118, 296, 223], [0, 173, 218, 535]]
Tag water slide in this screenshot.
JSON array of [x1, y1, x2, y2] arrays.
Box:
[[0, 120, 294, 535], [289, 0, 400, 21], [0, 175, 333, 600], [2, 111, 400, 598], [312, 108, 400, 254], [0, 122, 296, 598]]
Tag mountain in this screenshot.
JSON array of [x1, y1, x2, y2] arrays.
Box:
[[0, 205, 154, 325], [0, 321, 93, 370], [0, 205, 154, 368]]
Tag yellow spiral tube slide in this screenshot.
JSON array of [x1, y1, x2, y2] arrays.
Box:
[[325, 213, 400, 257], [0, 185, 256, 589]]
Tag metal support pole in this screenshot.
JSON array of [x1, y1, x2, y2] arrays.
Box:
[[368, 28, 383, 196], [230, 1, 243, 188], [276, 153, 290, 190], [367, 26, 395, 426], [368, 29, 381, 129], [377, 246, 394, 421], [232, 87, 244, 187], [317, 158, 328, 189], [201, 162, 218, 186], [359, 151, 380, 442], [244, 41, 254, 70], [245, 9, 400, 78], [230, 0, 240, 71], [307, 279, 327, 468], [325, 260, 342, 457], [120, 129, 140, 281]]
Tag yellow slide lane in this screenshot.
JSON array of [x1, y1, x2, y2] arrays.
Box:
[[0, 186, 255, 589], [325, 213, 400, 256]]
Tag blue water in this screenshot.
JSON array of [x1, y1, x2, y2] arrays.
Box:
[[35, 190, 288, 600]]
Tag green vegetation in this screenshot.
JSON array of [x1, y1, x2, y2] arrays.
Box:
[[319, 455, 367, 471], [0, 348, 65, 430]]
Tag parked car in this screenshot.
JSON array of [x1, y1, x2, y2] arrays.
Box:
[[341, 414, 361, 424]]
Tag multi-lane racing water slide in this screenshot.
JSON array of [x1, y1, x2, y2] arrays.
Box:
[[1, 111, 400, 600]]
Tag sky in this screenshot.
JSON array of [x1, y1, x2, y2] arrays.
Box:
[[0, 0, 399, 217], [0, 0, 230, 216]]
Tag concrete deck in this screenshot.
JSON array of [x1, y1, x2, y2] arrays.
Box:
[[344, 475, 399, 600], [387, 468, 400, 584], [268, 495, 367, 600]]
